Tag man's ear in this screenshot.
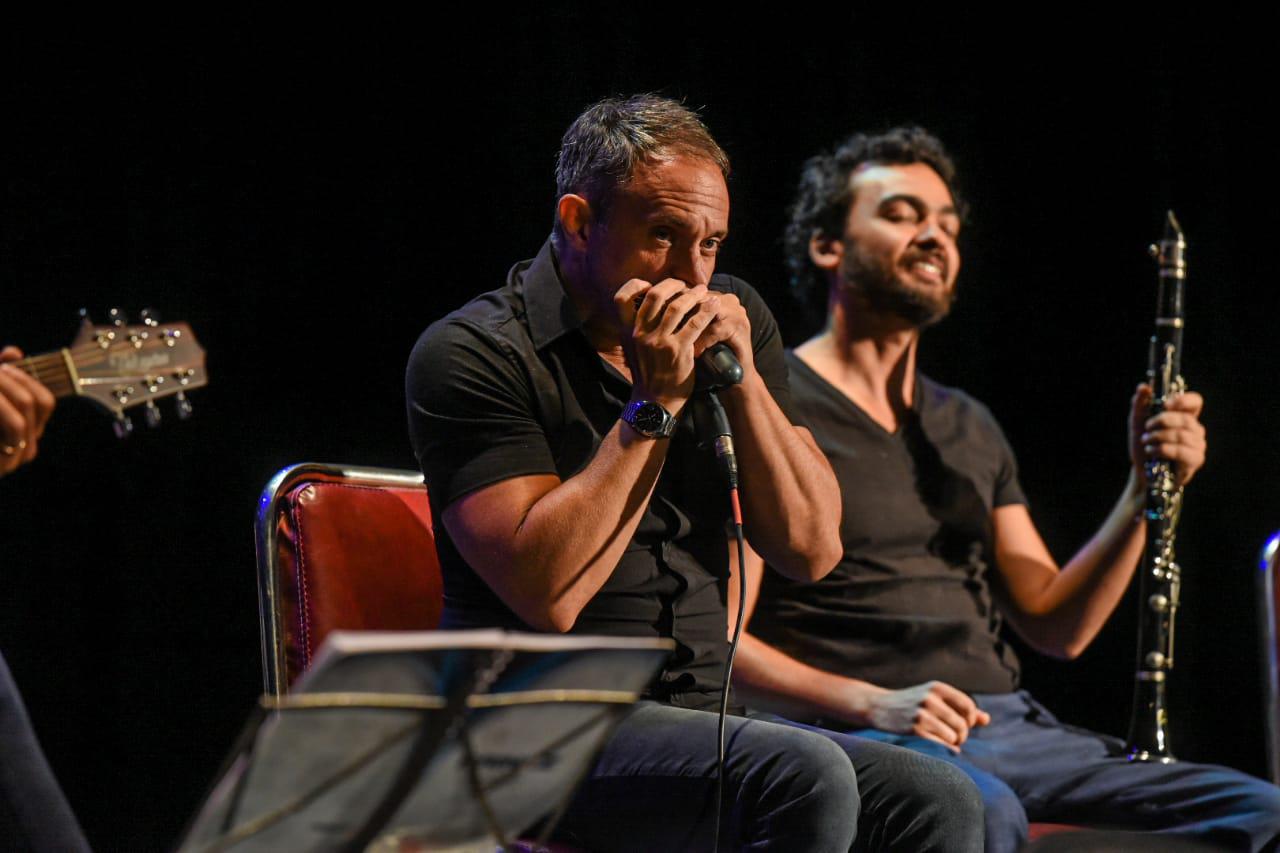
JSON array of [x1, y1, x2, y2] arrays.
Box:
[[809, 230, 842, 272], [557, 194, 593, 250]]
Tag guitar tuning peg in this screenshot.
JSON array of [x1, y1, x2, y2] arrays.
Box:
[[175, 391, 193, 420], [144, 400, 162, 428], [140, 308, 160, 327], [108, 307, 128, 327], [113, 413, 134, 439]]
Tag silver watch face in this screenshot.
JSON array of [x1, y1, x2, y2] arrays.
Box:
[[631, 402, 668, 433], [625, 400, 673, 437]]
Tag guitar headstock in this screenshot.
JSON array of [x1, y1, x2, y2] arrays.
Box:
[[67, 311, 208, 433]]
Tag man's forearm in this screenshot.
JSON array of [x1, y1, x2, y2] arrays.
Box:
[[1002, 387, 1207, 658], [734, 632, 880, 726], [721, 373, 842, 580], [996, 472, 1147, 658], [444, 419, 670, 633]]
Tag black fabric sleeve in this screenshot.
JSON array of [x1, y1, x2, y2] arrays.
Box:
[[406, 318, 558, 509], [981, 404, 1028, 508], [713, 275, 797, 425]]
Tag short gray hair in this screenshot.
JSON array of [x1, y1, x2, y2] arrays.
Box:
[[554, 94, 730, 237]]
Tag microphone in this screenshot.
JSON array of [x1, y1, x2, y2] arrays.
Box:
[[697, 343, 743, 390]]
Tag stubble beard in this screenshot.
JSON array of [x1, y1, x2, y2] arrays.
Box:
[[840, 241, 955, 328]]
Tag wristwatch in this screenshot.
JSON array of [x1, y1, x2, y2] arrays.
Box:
[[621, 399, 677, 439]]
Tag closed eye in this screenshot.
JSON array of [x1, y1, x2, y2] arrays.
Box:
[[881, 200, 921, 224]]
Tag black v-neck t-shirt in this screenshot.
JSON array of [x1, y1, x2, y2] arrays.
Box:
[[751, 352, 1026, 698]]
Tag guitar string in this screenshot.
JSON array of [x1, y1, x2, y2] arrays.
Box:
[[17, 345, 199, 375], [17, 341, 190, 365], [13, 346, 200, 401]]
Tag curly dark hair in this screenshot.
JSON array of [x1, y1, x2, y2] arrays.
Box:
[[553, 94, 729, 243], [784, 127, 963, 310]]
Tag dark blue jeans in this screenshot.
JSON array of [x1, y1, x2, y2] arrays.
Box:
[[554, 701, 984, 852], [851, 691, 1280, 853], [0, 651, 89, 852]]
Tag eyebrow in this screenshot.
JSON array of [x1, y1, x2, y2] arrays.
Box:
[[649, 212, 729, 237], [879, 193, 959, 218]]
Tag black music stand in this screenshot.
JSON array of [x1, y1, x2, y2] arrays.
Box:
[[177, 630, 672, 853]]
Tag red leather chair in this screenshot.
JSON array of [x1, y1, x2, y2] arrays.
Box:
[[253, 462, 443, 697], [252, 462, 583, 852], [1259, 531, 1280, 784]]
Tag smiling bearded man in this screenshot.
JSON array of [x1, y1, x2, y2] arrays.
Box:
[[732, 126, 1280, 852]]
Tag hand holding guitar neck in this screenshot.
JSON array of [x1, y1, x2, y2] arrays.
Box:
[[0, 346, 56, 476], [4, 308, 208, 447]]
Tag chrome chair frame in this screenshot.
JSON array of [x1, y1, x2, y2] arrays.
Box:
[[1259, 532, 1280, 784], [253, 462, 427, 698]]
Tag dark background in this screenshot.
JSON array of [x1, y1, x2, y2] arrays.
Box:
[[1, 17, 1276, 849]]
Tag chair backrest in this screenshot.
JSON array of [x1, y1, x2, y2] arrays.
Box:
[[254, 462, 443, 697], [1259, 532, 1280, 784]]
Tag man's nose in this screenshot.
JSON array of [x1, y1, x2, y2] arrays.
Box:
[[669, 245, 712, 288], [914, 218, 951, 248]]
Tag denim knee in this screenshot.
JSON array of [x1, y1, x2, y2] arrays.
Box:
[[856, 745, 986, 852], [745, 727, 859, 852], [1235, 776, 1280, 849], [978, 777, 1027, 853]]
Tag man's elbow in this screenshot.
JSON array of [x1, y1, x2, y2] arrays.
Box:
[[473, 553, 585, 633], [513, 593, 583, 634], [1056, 635, 1090, 661], [802, 494, 844, 580], [542, 602, 581, 634], [805, 536, 843, 581], [1021, 624, 1090, 661], [800, 511, 844, 581], [1033, 641, 1086, 662], [770, 536, 843, 583]]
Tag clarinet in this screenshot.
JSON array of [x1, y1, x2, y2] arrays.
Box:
[[1124, 211, 1187, 764]]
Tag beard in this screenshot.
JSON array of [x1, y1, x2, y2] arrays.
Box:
[[840, 241, 955, 328]]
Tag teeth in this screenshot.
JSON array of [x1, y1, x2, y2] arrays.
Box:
[[917, 262, 941, 276]]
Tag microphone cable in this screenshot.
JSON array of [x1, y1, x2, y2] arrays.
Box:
[[699, 389, 742, 853]]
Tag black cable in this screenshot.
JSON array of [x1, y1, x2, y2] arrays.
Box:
[[712, 508, 748, 853], [700, 386, 744, 853]]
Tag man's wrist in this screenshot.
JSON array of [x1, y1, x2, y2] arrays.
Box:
[[717, 371, 767, 411], [1122, 468, 1146, 516]]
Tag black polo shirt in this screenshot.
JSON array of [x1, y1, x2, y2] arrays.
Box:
[[751, 354, 1026, 699], [406, 240, 796, 711]]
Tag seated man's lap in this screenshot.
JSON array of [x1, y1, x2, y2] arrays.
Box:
[[555, 703, 860, 852], [555, 703, 984, 852], [853, 690, 1280, 850], [769, 713, 985, 852]]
